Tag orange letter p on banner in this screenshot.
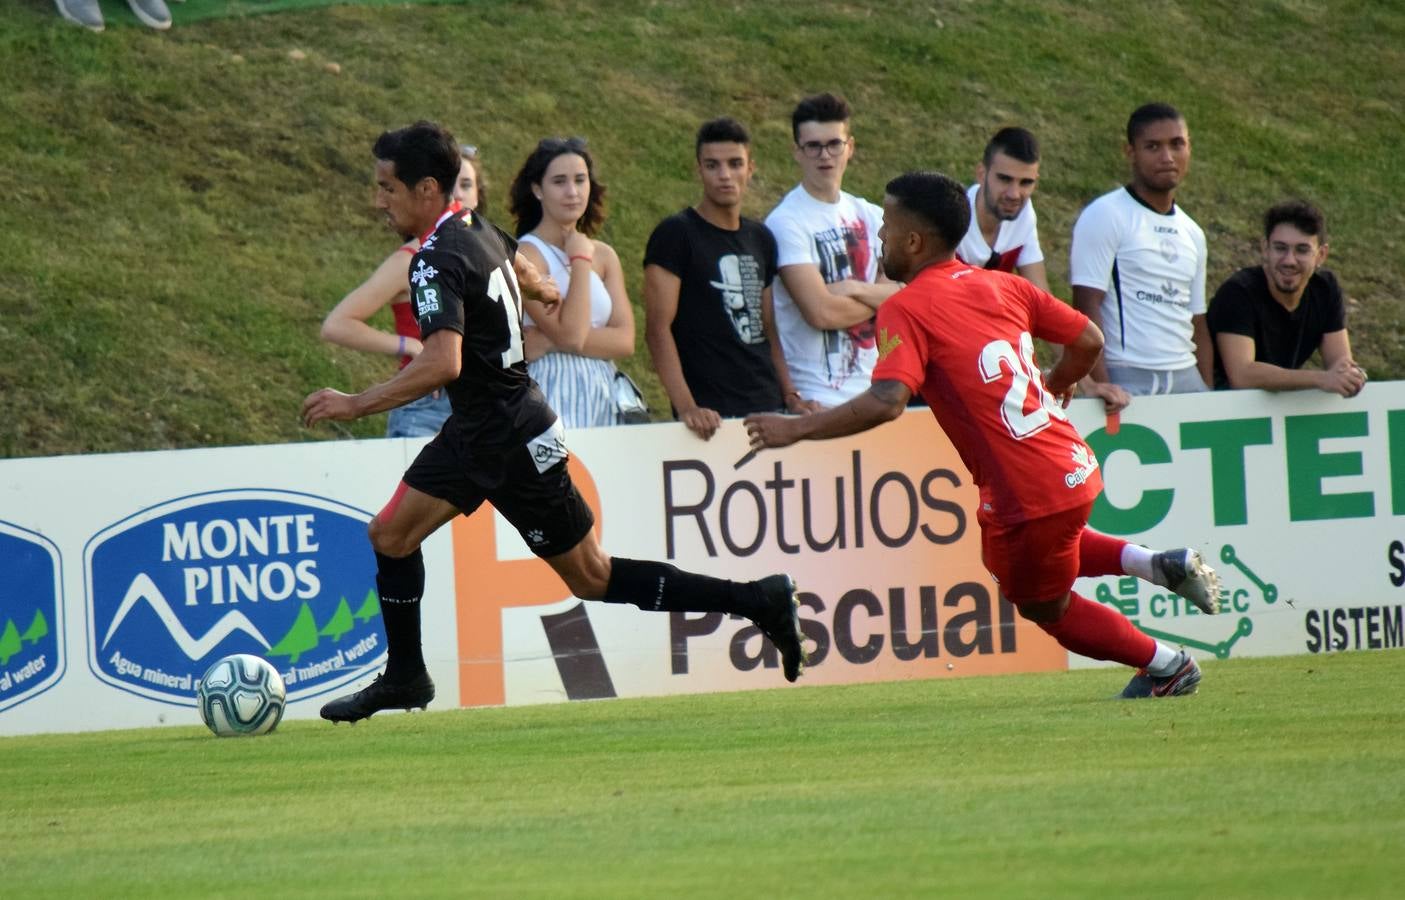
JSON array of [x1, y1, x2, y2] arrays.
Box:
[[450, 457, 602, 708]]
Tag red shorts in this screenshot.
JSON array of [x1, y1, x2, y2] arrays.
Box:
[[980, 500, 1094, 603]]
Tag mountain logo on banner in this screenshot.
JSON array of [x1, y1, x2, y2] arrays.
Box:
[[0, 521, 66, 715], [84, 490, 383, 706]]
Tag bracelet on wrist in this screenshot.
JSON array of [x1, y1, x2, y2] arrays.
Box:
[[397, 335, 406, 356], [569, 254, 593, 265]]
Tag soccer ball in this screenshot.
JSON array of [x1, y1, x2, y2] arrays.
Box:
[[197, 654, 287, 737]]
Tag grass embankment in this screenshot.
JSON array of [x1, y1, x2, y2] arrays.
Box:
[[2, 1, 1402, 457]]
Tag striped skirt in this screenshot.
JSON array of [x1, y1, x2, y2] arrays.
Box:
[[528, 352, 621, 429]]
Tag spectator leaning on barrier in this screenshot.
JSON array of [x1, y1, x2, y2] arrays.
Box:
[[766, 92, 898, 410], [644, 117, 789, 441], [1207, 200, 1366, 396], [955, 127, 1049, 292], [55, 0, 174, 32], [1070, 102, 1211, 412], [320, 145, 485, 438], [511, 137, 637, 429]]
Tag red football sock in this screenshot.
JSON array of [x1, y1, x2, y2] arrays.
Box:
[[1078, 528, 1128, 577], [1036, 591, 1155, 668]]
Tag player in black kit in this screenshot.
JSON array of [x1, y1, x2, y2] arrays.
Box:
[[303, 122, 804, 722]]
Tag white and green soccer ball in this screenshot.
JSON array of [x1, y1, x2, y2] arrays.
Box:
[[196, 654, 287, 737]]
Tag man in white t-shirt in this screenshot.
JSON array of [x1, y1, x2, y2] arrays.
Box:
[[955, 127, 1049, 292], [1070, 103, 1212, 411], [765, 92, 898, 408]]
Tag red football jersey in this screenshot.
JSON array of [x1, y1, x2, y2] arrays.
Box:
[[872, 259, 1102, 525]]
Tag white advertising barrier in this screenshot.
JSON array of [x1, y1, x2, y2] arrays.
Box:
[[1, 383, 1401, 736], [1064, 382, 1403, 667], [0, 441, 461, 736]]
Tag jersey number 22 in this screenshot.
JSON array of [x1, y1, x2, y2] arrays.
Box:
[[979, 332, 1066, 440]]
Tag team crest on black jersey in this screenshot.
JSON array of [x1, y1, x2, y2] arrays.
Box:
[[410, 259, 438, 287], [411, 259, 442, 317]]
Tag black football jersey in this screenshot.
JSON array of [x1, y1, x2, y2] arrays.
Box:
[[409, 210, 556, 447]]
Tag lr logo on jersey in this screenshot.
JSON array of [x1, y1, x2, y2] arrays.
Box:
[[411, 260, 442, 317], [84, 490, 383, 706], [0, 521, 65, 715]]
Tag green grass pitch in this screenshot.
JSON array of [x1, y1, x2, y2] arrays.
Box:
[[4, 651, 1403, 898]]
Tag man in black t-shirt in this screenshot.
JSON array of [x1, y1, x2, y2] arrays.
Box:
[[644, 118, 800, 440], [303, 123, 806, 721], [1207, 200, 1365, 396]]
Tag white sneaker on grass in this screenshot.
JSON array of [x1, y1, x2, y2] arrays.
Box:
[[126, 0, 172, 30], [55, 0, 105, 31]]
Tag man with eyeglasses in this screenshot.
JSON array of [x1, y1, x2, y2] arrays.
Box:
[[955, 127, 1049, 293], [1207, 200, 1365, 396], [765, 92, 897, 409]]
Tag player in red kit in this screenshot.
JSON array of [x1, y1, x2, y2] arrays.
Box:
[[745, 171, 1221, 698]]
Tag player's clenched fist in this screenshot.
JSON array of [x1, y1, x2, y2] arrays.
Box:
[[302, 388, 359, 427]]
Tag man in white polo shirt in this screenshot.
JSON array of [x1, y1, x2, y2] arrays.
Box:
[[766, 92, 897, 409], [1070, 103, 1211, 411], [956, 127, 1048, 292]]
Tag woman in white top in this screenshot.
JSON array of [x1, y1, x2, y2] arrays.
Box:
[[320, 145, 485, 437], [509, 137, 635, 429]]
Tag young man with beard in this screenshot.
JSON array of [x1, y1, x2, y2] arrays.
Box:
[[1070, 103, 1211, 412], [644, 117, 789, 440], [303, 122, 805, 721], [1208, 200, 1366, 396], [955, 127, 1049, 292], [745, 171, 1222, 699]]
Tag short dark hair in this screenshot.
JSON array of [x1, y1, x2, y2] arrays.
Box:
[[983, 127, 1040, 167], [1126, 102, 1184, 144], [884, 171, 970, 252], [695, 117, 751, 159], [791, 92, 851, 142], [508, 137, 608, 238], [372, 121, 460, 197], [1264, 200, 1327, 242]]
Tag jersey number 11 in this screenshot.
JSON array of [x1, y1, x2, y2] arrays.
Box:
[[487, 263, 525, 367]]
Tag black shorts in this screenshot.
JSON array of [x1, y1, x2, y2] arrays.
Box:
[[402, 419, 595, 558]]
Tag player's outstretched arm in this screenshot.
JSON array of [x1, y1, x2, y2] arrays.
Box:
[[302, 329, 462, 427], [745, 380, 910, 449]]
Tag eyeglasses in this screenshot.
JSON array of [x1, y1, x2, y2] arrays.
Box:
[[798, 138, 849, 158], [460, 144, 478, 159]]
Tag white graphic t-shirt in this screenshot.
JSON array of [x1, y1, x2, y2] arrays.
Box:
[[1069, 186, 1207, 370], [766, 185, 885, 407]]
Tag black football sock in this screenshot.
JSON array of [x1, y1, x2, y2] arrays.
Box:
[[375, 549, 426, 681], [603, 557, 761, 617]]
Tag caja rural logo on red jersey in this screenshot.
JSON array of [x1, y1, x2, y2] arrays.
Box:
[[0, 521, 65, 714], [83, 490, 382, 705]]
